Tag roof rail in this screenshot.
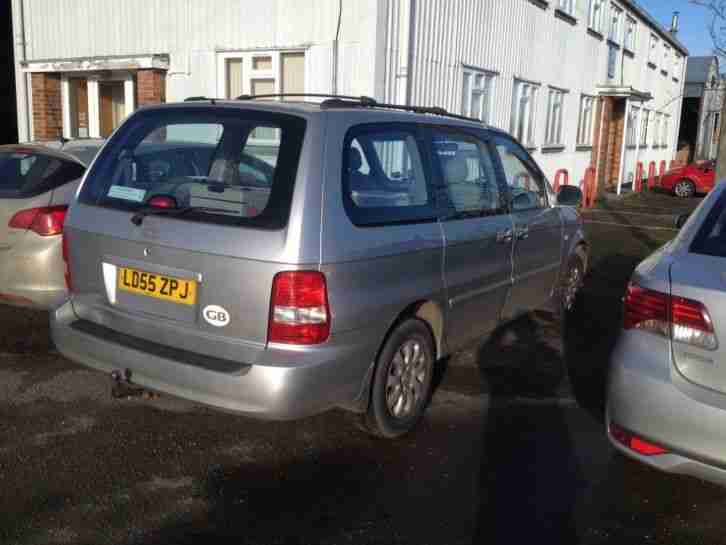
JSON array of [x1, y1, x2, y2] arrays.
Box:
[[235, 93, 480, 123], [184, 96, 220, 103]]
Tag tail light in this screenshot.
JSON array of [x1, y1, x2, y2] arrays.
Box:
[[8, 205, 68, 236], [268, 271, 330, 345], [610, 422, 668, 456], [62, 233, 72, 292], [624, 282, 717, 350]]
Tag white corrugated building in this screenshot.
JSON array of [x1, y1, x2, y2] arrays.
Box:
[[11, 0, 687, 191]]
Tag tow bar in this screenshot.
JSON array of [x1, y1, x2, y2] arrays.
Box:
[[111, 369, 158, 400]]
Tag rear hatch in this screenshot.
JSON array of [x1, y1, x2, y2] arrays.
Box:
[[671, 197, 726, 394], [67, 106, 309, 365], [0, 148, 85, 248]]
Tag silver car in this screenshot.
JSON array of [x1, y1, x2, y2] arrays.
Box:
[[51, 97, 586, 437], [0, 140, 102, 308], [608, 181, 726, 485]]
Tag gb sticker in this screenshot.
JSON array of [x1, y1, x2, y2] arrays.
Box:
[[203, 305, 230, 327]]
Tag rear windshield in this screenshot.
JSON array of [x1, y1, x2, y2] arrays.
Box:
[[78, 107, 307, 229], [691, 191, 726, 257], [0, 150, 85, 198]]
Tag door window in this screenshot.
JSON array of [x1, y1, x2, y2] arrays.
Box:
[[493, 137, 548, 211], [342, 125, 435, 226], [431, 129, 505, 217]]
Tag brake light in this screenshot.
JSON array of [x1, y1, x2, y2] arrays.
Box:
[[623, 282, 717, 350], [62, 233, 72, 292], [8, 205, 68, 236], [610, 422, 668, 456], [268, 271, 330, 345], [147, 195, 177, 209]]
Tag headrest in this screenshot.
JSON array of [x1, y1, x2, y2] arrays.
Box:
[[444, 155, 468, 183]]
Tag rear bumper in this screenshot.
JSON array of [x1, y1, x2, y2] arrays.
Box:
[[607, 330, 726, 487], [0, 235, 66, 310], [51, 300, 377, 420]]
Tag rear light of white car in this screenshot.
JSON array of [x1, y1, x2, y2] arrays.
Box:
[[624, 282, 717, 350], [268, 271, 330, 345], [609, 422, 668, 456], [62, 233, 72, 292], [8, 205, 68, 236]]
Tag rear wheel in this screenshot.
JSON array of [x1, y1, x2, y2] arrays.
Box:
[[673, 179, 696, 198], [363, 319, 435, 439], [561, 245, 587, 314]]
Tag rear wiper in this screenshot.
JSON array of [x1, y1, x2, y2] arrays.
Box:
[[130, 206, 232, 226]]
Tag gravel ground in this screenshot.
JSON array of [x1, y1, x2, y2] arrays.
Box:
[[3, 191, 726, 545]]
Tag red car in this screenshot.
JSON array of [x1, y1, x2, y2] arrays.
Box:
[[659, 160, 716, 198]]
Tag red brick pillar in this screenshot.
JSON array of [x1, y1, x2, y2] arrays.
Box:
[[136, 69, 166, 107], [31, 73, 62, 140]]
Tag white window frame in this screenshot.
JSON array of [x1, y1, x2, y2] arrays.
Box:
[[461, 66, 496, 124], [577, 94, 596, 146], [662, 44, 671, 75], [662, 114, 670, 147], [640, 109, 650, 146], [510, 79, 540, 148], [609, 3, 623, 43], [648, 34, 658, 67], [558, 0, 576, 16], [589, 0, 605, 33], [624, 15, 637, 51], [653, 112, 662, 147], [673, 54, 682, 80], [61, 72, 134, 139], [544, 87, 567, 147], [216, 49, 307, 99], [627, 105, 639, 147]]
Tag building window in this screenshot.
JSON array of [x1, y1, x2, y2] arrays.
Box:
[[662, 44, 671, 75], [589, 0, 604, 33], [673, 54, 682, 80], [627, 106, 639, 146], [462, 68, 495, 124], [648, 34, 658, 67], [624, 15, 637, 51], [607, 45, 618, 79], [653, 113, 662, 147], [663, 114, 670, 147], [511, 79, 539, 148], [640, 109, 649, 146], [219, 50, 305, 99], [577, 95, 595, 146], [544, 87, 566, 146], [609, 3, 622, 43], [558, 0, 576, 16]]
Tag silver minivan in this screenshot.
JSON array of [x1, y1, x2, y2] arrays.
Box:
[[51, 97, 587, 437]]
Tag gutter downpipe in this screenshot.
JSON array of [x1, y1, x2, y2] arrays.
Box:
[[13, 0, 30, 142]]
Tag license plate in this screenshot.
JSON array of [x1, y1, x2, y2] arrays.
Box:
[[118, 267, 197, 305]]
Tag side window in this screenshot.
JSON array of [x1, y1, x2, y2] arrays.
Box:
[[0, 152, 84, 197], [343, 125, 435, 226], [431, 129, 505, 217], [493, 137, 548, 211]]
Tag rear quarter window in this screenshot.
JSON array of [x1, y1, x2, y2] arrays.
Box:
[[79, 107, 306, 230], [0, 151, 85, 198], [691, 192, 726, 257]]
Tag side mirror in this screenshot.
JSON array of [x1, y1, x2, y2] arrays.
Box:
[[557, 185, 583, 207], [675, 213, 690, 229]]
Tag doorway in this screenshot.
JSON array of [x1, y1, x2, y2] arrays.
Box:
[[99, 81, 125, 137], [68, 78, 89, 138]]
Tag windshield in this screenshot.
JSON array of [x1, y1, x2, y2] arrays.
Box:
[[79, 108, 307, 229]]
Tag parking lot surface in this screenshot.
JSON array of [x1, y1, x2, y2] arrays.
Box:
[[3, 192, 726, 545]]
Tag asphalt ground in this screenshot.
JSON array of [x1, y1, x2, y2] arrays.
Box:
[[2, 190, 723, 545]]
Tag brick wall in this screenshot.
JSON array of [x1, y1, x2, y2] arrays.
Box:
[[136, 69, 166, 107], [31, 73, 62, 140]]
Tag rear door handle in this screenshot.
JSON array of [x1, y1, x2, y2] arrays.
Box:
[[496, 229, 513, 243], [515, 227, 529, 240]]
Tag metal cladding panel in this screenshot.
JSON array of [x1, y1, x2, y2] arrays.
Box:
[[404, 0, 687, 182]]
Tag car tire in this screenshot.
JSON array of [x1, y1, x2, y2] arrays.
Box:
[[561, 245, 587, 315], [363, 318, 435, 439], [673, 179, 696, 198]]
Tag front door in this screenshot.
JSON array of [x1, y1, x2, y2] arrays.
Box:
[[99, 81, 125, 137], [432, 128, 513, 350], [491, 135, 563, 320]]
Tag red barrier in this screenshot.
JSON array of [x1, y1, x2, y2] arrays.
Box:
[[634, 162, 644, 193], [647, 161, 657, 190], [658, 160, 666, 186], [553, 169, 569, 192], [582, 167, 596, 208]]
